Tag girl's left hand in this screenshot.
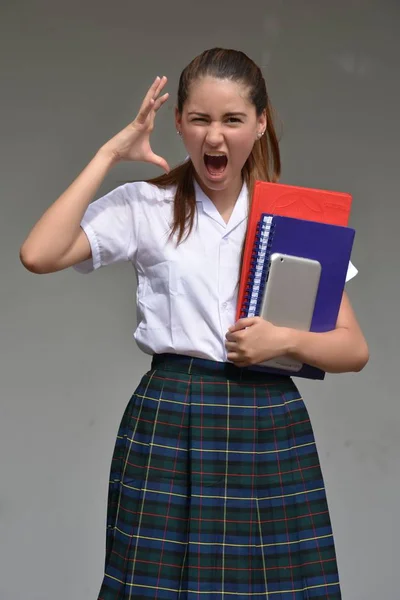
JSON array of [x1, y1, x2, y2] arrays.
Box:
[[225, 317, 290, 367]]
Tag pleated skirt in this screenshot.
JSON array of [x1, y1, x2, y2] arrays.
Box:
[[98, 353, 341, 599]]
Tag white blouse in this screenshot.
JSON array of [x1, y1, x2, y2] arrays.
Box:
[[74, 180, 357, 362]]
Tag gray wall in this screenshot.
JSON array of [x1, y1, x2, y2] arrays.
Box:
[[2, 1, 399, 598]]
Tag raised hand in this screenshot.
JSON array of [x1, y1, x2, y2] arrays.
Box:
[[102, 76, 170, 172]]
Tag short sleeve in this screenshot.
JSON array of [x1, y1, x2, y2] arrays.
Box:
[[345, 260, 358, 283], [73, 183, 139, 274]]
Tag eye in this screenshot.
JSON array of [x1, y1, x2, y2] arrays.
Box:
[[226, 117, 242, 124], [191, 117, 208, 122]]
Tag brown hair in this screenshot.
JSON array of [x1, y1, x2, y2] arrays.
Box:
[[148, 47, 281, 243]]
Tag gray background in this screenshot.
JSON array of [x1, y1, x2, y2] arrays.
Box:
[[2, 0, 399, 598]]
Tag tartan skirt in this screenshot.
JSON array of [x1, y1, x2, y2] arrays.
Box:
[[98, 353, 341, 599]]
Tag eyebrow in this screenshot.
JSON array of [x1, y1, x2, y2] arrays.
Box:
[[187, 111, 248, 118]]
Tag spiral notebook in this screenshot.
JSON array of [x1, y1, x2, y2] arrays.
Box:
[[241, 213, 355, 380], [236, 180, 353, 320]]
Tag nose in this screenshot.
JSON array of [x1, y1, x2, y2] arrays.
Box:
[[205, 123, 224, 147]]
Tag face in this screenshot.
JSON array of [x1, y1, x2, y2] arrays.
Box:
[[175, 76, 266, 200]]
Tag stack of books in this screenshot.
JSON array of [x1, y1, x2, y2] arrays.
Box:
[[237, 181, 355, 380]]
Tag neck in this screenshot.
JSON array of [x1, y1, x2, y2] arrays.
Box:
[[196, 174, 243, 223]]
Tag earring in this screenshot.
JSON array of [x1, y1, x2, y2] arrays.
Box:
[[177, 130, 182, 137], [257, 130, 265, 140]]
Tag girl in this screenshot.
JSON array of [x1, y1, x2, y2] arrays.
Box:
[[20, 48, 368, 599]]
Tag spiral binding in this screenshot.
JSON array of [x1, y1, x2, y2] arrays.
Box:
[[240, 214, 275, 318]]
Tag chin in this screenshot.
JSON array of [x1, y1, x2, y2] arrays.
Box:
[[203, 178, 229, 190]]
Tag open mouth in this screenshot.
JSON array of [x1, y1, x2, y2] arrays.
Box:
[[203, 153, 228, 176]]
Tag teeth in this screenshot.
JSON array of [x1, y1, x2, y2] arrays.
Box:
[[205, 153, 226, 157]]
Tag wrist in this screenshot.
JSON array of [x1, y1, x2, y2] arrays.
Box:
[[96, 144, 120, 168], [280, 327, 301, 357]]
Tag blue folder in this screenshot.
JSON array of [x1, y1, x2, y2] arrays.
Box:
[[240, 214, 355, 380]]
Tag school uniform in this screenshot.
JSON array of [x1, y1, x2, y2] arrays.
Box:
[[75, 179, 356, 599]]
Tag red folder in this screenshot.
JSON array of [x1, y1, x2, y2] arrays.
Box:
[[236, 180, 352, 320]]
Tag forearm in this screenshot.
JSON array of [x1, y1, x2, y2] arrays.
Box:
[[283, 326, 369, 373], [20, 147, 115, 268]]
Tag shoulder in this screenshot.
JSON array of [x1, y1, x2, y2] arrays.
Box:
[[122, 181, 176, 207]]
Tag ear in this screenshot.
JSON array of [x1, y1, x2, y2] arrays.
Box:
[[175, 106, 182, 133], [257, 109, 267, 136]]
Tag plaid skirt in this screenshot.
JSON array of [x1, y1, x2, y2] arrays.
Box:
[[98, 353, 341, 599]]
